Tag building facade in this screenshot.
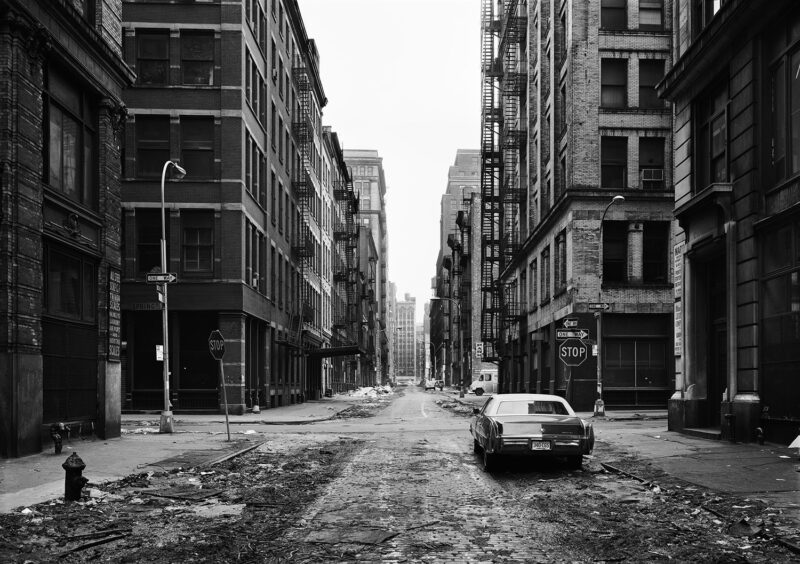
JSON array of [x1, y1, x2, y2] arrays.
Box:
[[120, 0, 362, 414], [394, 293, 416, 379], [430, 150, 481, 389], [660, 0, 800, 444], [0, 0, 133, 456], [480, 0, 675, 410], [345, 149, 390, 384]]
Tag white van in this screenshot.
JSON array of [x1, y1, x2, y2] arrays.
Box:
[[469, 370, 498, 396]]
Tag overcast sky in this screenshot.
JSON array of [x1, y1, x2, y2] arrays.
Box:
[[298, 0, 481, 322]]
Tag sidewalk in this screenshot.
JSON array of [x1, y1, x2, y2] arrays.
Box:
[[0, 396, 355, 513]]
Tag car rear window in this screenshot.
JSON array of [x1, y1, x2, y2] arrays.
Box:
[[495, 400, 569, 416]]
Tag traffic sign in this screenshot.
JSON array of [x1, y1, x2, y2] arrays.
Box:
[[208, 330, 225, 360], [588, 302, 610, 311], [556, 328, 589, 340], [475, 342, 484, 358], [563, 318, 579, 328], [146, 272, 177, 284], [559, 338, 588, 367]]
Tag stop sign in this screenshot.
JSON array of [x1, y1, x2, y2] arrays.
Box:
[[559, 338, 588, 367], [208, 330, 225, 360]]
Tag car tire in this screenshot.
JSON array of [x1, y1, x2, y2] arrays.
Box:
[[474, 388, 484, 396], [483, 449, 498, 472], [473, 439, 481, 454], [567, 455, 583, 470]]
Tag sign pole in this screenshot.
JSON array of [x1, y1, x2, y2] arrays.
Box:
[[218, 358, 231, 442]]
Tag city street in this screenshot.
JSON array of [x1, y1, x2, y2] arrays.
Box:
[[0, 385, 797, 563]]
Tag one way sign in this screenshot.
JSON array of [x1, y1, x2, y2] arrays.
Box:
[[556, 328, 589, 340]]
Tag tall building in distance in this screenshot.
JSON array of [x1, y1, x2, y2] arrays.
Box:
[[346, 149, 390, 384], [394, 293, 417, 380], [430, 150, 480, 389], [479, 0, 674, 410], [659, 0, 800, 444], [0, 0, 132, 456]]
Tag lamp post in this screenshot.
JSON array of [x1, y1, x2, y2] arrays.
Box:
[[431, 296, 464, 398], [595, 194, 625, 418], [159, 160, 187, 434]]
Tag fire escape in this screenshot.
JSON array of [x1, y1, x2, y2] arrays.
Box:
[[499, 0, 527, 351], [292, 56, 315, 333], [332, 173, 359, 345], [479, 0, 502, 362]]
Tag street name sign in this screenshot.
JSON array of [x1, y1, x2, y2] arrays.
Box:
[[588, 302, 610, 311], [146, 272, 177, 284], [563, 318, 579, 328], [559, 338, 588, 367], [556, 328, 589, 340], [208, 330, 226, 360]]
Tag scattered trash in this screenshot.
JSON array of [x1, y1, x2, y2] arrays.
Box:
[[242, 429, 258, 435]]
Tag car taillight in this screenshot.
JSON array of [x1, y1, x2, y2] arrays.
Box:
[[496, 422, 504, 435]]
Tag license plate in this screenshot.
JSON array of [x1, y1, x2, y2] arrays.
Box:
[[530, 440, 551, 451]]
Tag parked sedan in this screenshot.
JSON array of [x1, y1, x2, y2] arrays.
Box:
[[469, 393, 594, 471]]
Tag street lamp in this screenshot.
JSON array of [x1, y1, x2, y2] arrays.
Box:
[[159, 160, 187, 434], [431, 296, 465, 398], [595, 194, 624, 418]]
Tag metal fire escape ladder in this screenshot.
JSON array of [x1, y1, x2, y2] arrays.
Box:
[[292, 57, 315, 327], [499, 0, 528, 348], [480, 0, 502, 362], [333, 173, 359, 346]]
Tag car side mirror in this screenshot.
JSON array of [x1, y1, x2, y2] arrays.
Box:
[[472, 408, 480, 415]]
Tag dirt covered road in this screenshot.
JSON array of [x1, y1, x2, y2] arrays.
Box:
[[0, 387, 796, 563]]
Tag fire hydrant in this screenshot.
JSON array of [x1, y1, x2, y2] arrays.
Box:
[[50, 422, 69, 454], [62, 452, 88, 502]]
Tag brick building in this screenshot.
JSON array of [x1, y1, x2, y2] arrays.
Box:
[[659, 0, 800, 444], [345, 149, 390, 384], [120, 0, 356, 414], [0, 0, 132, 456], [430, 149, 480, 389], [480, 0, 675, 410]]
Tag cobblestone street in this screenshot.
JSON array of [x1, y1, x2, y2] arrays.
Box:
[[287, 391, 565, 562]]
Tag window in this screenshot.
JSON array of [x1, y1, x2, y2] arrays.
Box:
[[44, 244, 96, 322], [692, 0, 725, 39], [270, 171, 277, 224], [695, 80, 728, 191], [271, 102, 276, 150], [603, 221, 628, 284], [135, 115, 170, 178], [278, 182, 284, 233], [181, 31, 214, 85], [555, 230, 567, 293], [182, 211, 214, 274], [540, 247, 550, 304], [639, 60, 665, 109], [270, 246, 276, 301], [601, 136, 628, 188], [529, 259, 537, 308], [136, 209, 167, 275], [639, 0, 664, 30], [601, 0, 627, 30], [601, 59, 627, 108], [639, 137, 665, 189], [769, 28, 800, 185], [46, 67, 97, 209], [180, 116, 214, 178], [643, 222, 669, 283], [136, 30, 169, 84]]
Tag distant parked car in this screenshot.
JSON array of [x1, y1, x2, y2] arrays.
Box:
[[424, 379, 437, 390], [469, 393, 594, 471]]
